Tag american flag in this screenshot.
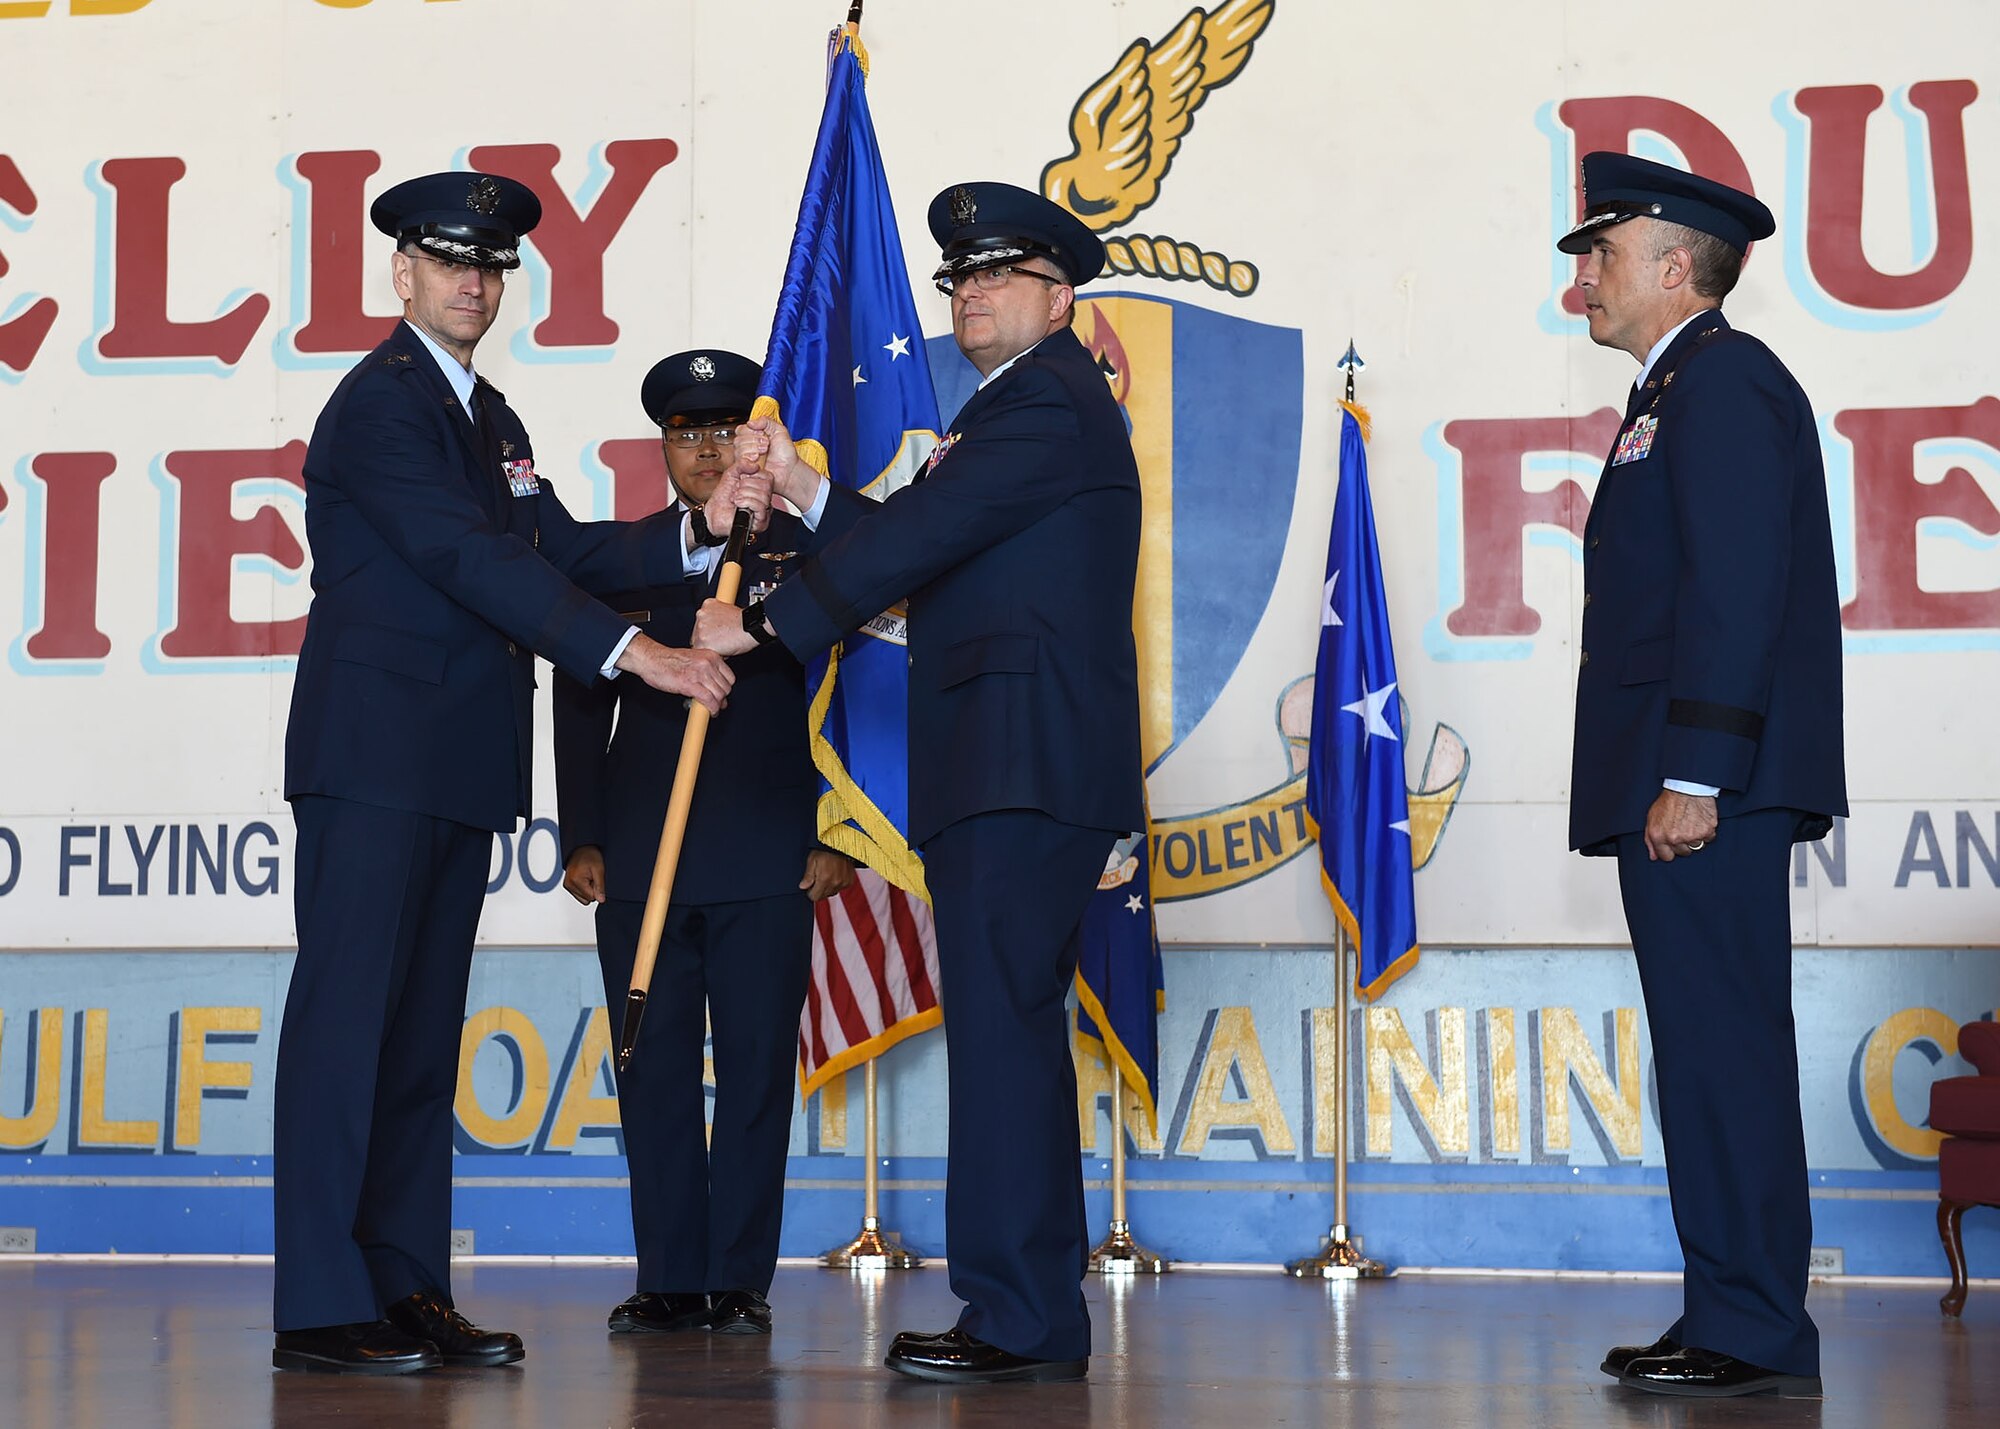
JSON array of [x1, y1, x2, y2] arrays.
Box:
[[765, 33, 946, 1098], [799, 869, 941, 1098]]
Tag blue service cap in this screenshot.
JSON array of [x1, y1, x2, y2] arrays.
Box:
[[641, 349, 761, 427], [370, 171, 542, 271], [927, 181, 1105, 288], [1557, 152, 1774, 256]]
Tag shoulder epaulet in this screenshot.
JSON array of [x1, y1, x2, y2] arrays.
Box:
[[378, 351, 416, 368]]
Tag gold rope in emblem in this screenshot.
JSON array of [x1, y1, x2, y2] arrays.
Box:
[[1100, 233, 1259, 296]]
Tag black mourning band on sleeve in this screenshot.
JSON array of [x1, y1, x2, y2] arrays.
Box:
[[1667, 698, 1766, 742]]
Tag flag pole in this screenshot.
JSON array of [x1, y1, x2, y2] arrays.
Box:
[[822, 1054, 922, 1269], [616, 507, 752, 1071], [1286, 924, 1386, 1279], [1289, 337, 1389, 1280], [1089, 1062, 1169, 1273]]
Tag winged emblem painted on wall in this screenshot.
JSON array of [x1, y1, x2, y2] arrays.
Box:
[[1040, 0, 1274, 296]]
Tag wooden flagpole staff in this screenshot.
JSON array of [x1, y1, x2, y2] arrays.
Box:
[[616, 505, 754, 1072]]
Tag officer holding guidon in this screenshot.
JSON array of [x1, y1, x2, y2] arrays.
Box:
[[553, 349, 857, 1338], [274, 171, 748, 1375], [693, 181, 1144, 1384]]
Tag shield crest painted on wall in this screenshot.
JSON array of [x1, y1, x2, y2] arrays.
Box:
[[928, 293, 1304, 772]]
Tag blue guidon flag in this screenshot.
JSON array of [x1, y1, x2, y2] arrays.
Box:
[[1074, 817, 1167, 1135], [1305, 403, 1420, 1000], [752, 24, 941, 900]]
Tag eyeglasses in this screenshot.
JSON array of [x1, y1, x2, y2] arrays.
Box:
[[663, 426, 738, 448], [934, 264, 1067, 298], [411, 250, 506, 285]]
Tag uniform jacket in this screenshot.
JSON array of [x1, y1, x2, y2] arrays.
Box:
[[1570, 308, 1847, 854], [764, 324, 1145, 846], [552, 506, 858, 905], [286, 320, 686, 833]]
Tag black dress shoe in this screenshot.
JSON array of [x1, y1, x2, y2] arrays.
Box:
[[272, 1320, 441, 1375], [1621, 1346, 1823, 1398], [608, 1291, 713, 1334], [885, 1327, 1087, 1384], [709, 1289, 773, 1336], [1599, 1332, 1679, 1377], [890, 1324, 956, 1348], [385, 1289, 524, 1367]]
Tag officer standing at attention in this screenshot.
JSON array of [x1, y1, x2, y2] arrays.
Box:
[[553, 349, 856, 1337], [274, 171, 748, 1375], [692, 181, 1143, 1385], [1561, 152, 1846, 1399]]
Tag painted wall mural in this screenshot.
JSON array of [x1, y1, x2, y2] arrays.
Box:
[[0, 0, 1993, 1269]]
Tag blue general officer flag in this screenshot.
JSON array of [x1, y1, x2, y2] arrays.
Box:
[[1074, 824, 1167, 1134], [1305, 403, 1420, 999], [752, 27, 940, 898]]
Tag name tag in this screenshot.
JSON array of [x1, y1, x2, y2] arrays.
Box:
[[1611, 414, 1659, 466]]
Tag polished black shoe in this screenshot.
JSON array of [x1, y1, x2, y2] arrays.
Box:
[[709, 1289, 773, 1336], [885, 1327, 1087, 1384], [384, 1289, 524, 1367], [890, 1324, 956, 1348], [608, 1291, 714, 1333], [1620, 1345, 1823, 1398], [1599, 1332, 1679, 1377], [272, 1320, 441, 1375]]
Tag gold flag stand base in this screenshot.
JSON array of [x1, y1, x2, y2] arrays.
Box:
[[1286, 1222, 1387, 1279], [1089, 1075, 1170, 1273], [1089, 1218, 1169, 1275], [822, 1214, 922, 1270], [1284, 924, 1392, 1281], [820, 1058, 922, 1270]]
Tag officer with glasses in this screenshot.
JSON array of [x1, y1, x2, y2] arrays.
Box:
[[553, 349, 858, 1338], [692, 181, 1144, 1384]]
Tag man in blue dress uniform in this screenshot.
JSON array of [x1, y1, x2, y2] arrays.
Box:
[[1562, 152, 1846, 1399], [274, 171, 747, 1375], [552, 349, 857, 1337], [692, 181, 1144, 1384]]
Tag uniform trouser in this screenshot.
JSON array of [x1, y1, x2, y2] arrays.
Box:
[[273, 795, 492, 1331], [922, 809, 1116, 1363], [595, 892, 814, 1295], [1615, 806, 1820, 1377]]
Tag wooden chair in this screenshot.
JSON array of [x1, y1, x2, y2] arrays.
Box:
[[1932, 1019, 2000, 1316]]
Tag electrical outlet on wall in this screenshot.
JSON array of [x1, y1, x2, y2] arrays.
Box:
[[1808, 1246, 1845, 1275], [0, 1228, 37, 1253], [450, 1229, 476, 1256]]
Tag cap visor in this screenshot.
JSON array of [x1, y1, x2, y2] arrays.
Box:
[[1555, 209, 1639, 255]]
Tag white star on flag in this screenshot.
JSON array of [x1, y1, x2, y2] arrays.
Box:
[[1389, 819, 1411, 837], [1125, 893, 1145, 914], [883, 333, 911, 360], [1321, 571, 1343, 627], [852, 365, 867, 387], [1342, 681, 1399, 742]]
